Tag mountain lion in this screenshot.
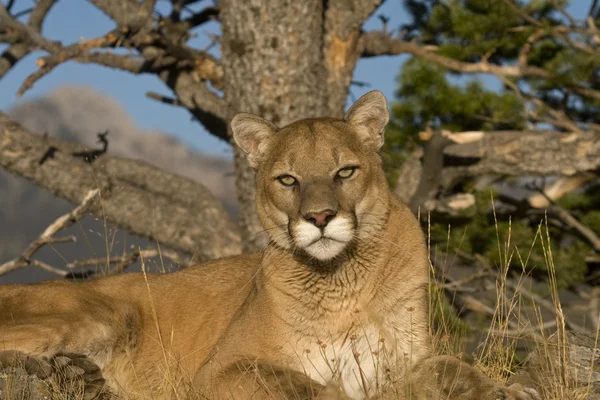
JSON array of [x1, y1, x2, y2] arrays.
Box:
[[0, 91, 539, 399]]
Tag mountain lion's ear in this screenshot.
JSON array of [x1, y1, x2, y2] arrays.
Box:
[[231, 113, 277, 169], [344, 90, 389, 149]]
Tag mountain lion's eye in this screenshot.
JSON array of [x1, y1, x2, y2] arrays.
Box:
[[277, 175, 297, 186], [336, 167, 357, 179]]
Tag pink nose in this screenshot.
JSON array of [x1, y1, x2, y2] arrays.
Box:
[[304, 210, 336, 228]]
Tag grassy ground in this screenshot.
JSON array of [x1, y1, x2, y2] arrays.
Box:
[[1, 215, 599, 399]]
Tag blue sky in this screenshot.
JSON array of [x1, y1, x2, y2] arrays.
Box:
[[0, 1, 589, 157]]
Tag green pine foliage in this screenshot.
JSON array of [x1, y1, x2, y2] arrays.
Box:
[[384, 0, 600, 289], [383, 57, 524, 187]]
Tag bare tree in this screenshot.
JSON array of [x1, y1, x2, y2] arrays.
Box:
[[1, 0, 599, 256]]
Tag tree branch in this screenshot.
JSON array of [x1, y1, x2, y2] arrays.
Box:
[[0, 43, 30, 79], [0, 113, 241, 260], [2, 1, 228, 140], [441, 129, 600, 177], [87, 0, 149, 28], [0, 0, 57, 78], [360, 30, 551, 79], [323, 0, 385, 116], [547, 205, 600, 254], [27, 0, 57, 32], [397, 129, 600, 211], [360, 29, 600, 104], [158, 68, 230, 139], [65, 246, 192, 279], [16, 28, 128, 96], [0, 4, 59, 52], [1, 0, 228, 138], [180, 5, 219, 29], [0, 189, 98, 276], [409, 129, 453, 213]]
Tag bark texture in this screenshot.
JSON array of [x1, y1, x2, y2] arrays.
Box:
[[0, 113, 241, 260], [220, 0, 381, 250], [443, 130, 600, 177], [3, 0, 600, 252], [0, 0, 385, 253], [400, 129, 600, 211]]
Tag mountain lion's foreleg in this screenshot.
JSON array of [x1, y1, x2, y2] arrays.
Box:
[[0, 283, 140, 368], [408, 355, 540, 400], [193, 357, 345, 400]]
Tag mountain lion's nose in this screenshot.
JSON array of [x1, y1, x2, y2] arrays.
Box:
[[303, 209, 336, 228]]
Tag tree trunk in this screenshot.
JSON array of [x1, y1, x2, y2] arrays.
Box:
[[221, 0, 329, 250], [2, 0, 383, 254], [220, 0, 379, 251]]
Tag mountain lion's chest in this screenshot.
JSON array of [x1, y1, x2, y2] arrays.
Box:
[[292, 321, 400, 399]]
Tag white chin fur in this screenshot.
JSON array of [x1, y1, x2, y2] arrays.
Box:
[[304, 239, 347, 260], [293, 217, 354, 260]]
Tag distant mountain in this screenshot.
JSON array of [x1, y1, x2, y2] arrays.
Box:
[[0, 86, 237, 283]]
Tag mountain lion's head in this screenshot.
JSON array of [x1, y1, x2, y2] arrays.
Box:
[[232, 91, 390, 261]]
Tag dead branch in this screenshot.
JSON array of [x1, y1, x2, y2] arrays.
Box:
[[27, 0, 57, 32], [436, 270, 493, 293], [546, 205, 600, 254], [29, 260, 68, 277], [360, 31, 551, 79], [0, 0, 228, 138], [0, 0, 57, 78], [436, 247, 591, 337], [409, 129, 453, 213], [17, 28, 126, 96], [442, 129, 600, 177], [0, 113, 242, 260], [459, 294, 544, 342], [179, 5, 219, 30], [65, 246, 192, 279], [0, 189, 99, 276], [395, 128, 600, 210], [528, 174, 595, 209], [0, 4, 59, 53], [504, 278, 587, 333], [88, 0, 150, 28], [360, 29, 600, 103]]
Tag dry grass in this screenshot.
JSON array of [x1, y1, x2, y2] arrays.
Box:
[[426, 207, 600, 400], [2, 211, 599, 400]]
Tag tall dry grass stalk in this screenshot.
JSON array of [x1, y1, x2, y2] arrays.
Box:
[[4, 204, 599, 399]]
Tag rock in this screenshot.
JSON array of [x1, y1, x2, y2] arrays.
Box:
[[510, 331, 600, 400], [0, 368, 52, 400]]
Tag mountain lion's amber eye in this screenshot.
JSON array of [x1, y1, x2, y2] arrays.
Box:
[[336, 167, 356, 179], [277, 175, 297, 186]]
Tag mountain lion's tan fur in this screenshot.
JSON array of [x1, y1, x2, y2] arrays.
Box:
[[0, 92, 538, 399]]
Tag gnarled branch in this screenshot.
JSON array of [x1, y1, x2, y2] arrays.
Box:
[[398, 129, 600, 211], [0, 113, 241, 260], [360, 31, 550, 79]]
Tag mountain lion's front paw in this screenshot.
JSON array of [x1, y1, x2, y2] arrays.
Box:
[[0, 350, 53, 379], [485, 383, 541, 400], [0, 350, 110, 399]]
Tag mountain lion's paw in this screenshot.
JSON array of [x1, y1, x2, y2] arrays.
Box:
[[486, 383, 541, 400], [0, 350, 53, 379], [0, 350, 109, 399], [49, 351, 108, 399]]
